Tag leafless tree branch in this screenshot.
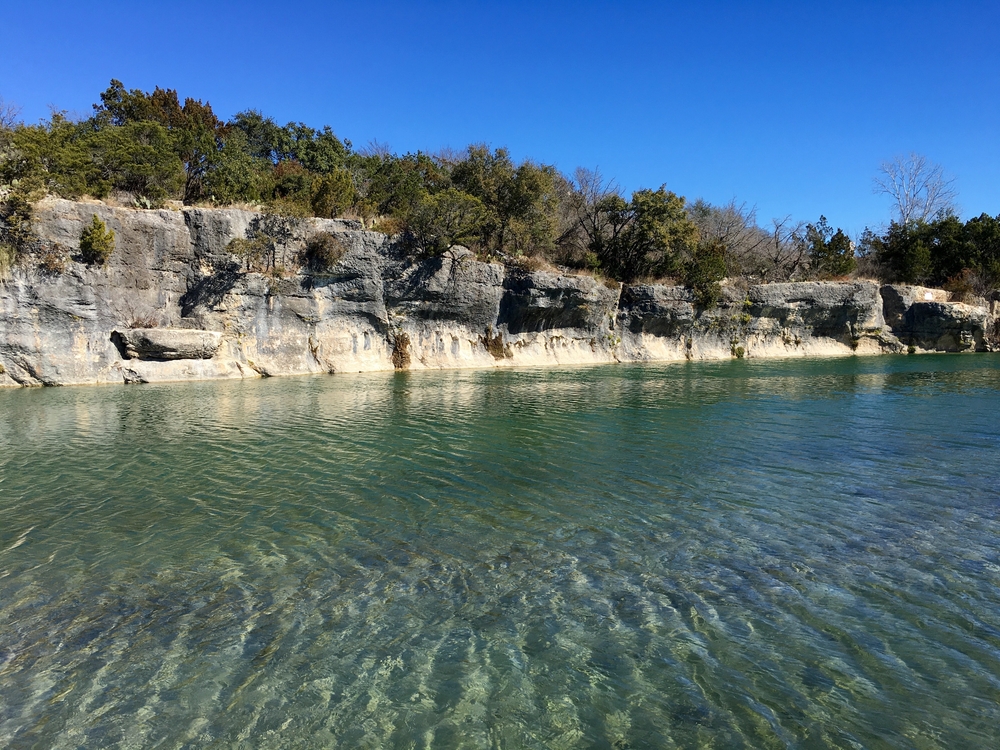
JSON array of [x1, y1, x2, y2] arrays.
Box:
[[873, 153, 957, 224]]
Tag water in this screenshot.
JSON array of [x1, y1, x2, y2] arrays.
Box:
[[1, 355, 999, 749]]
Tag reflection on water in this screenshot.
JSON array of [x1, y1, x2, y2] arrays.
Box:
[[1, 355, 1000, 748]]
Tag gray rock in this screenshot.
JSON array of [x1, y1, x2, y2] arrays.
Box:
[[113, 328, 223, 360], [500, 269, 619, 334], [882, 285, 991, 351], [1, 198, 996, 386]]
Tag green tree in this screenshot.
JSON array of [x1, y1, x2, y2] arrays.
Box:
[[258, 160, 315, 216], [867, 221, 932, 283], [203, 130, 272, 204], [3, 114, 97, 198], [92, 80, 225, 203], [90, 120, 185, 203], [229, 111, 348, 173], [79, 214, 115, 265], [806, 216, 856, 277], [582, 186, 699, 281], [407, 188, 487, 253], [311, 168, 356, 218], [451, 146, 560, 255], [353, 151, 451, 220], [684, 239, 727, 308]]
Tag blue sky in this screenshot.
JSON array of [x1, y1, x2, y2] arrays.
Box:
[[2, 1, 997, 234]]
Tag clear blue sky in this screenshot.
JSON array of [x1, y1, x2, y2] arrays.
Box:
[[2, 1, 997, 234]]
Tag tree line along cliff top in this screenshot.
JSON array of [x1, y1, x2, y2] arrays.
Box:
[[1, 80, 998, 304]]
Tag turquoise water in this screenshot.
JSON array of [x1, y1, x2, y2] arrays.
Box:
[[1, 355, 999, 749]]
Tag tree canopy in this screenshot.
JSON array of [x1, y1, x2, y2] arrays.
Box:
[[1, 81, 998, 299]]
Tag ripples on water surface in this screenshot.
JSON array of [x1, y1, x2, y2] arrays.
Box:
[[1, 355, 999, 748]]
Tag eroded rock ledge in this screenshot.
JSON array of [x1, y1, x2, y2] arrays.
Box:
[[0, 198, 996, 387]]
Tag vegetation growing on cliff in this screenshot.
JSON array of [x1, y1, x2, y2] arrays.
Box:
[[79, 215, 115, 265], [1, 82, 998, 299]]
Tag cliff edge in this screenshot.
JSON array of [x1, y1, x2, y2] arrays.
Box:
[[0, 199, 995, 387]]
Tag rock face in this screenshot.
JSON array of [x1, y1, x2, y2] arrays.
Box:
[[113, 328, 223, 360], [0, 198, 996, 387]]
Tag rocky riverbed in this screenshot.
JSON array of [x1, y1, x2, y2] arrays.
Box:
[[1, 198, 996, 387]]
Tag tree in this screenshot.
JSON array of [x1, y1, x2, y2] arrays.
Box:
[[451, 146, 560, 255], [92, 80, 225, 203], [90, 120, 185, 203], [873, 153, 957, 225], [407, 188, 487, 253], [311, 168, 356, 218], [352, 151, 450, 220], [684, 240, 727, 308], [579, 185, 699, 282], [805, 216, 856, 277], [203, 129, 271, 204], [866, 221, 932, 284], [79, 214, 115, 265], [0, 96, 20, 129]]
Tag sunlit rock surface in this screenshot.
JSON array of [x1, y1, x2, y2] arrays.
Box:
[[0, 198, 995, 386]]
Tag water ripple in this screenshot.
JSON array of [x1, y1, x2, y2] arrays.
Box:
[[1, 355, 999, 747]]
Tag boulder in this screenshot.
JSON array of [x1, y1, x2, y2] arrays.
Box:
[[882, 285, 991, 351], [113, 328, 223, 360]]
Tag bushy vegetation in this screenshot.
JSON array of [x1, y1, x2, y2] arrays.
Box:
[[302, 232, 347, 272], [1, 81, 998, 303], [858, 214, 1000, 295], [78, 215, 115, 265]]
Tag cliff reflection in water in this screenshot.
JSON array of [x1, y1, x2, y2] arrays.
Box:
[[1, 354, 999, 748]]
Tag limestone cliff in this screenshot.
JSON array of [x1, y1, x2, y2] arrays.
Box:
[[0, 199, 995, 387]]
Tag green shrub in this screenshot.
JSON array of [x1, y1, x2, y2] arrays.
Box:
[[685, 240, 727, 308], [407, 188, 487, 255], [310, 169, 355, 218], [79, 215, 115, 265], [227, 235, 272, 272], [302, 232, 347, 271]]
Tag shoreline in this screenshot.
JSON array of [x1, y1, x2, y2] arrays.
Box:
[[1, 199, 996, 388]]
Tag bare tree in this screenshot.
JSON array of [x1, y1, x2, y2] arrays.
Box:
[[570, 167, 621, 244], [358, 139, 392, 159], [873, 153, 957, 225], [760, 216, 808, 281], [0, 96, 20, 129], [688, 199, 770, 277]]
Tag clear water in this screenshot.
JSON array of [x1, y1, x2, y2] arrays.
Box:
[[1, 355, 999, 749]]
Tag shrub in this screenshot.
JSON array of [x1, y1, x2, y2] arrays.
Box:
[[806, 217, 856, 277], [39, 249, 67, 274], [684, 240, 727, 308], [1, 188, 39, 250], [227, 234, 272, 272], [302, 232, 347, 272], [79, 215, 115, 265], [407, 188, 487, 255], [311, 169, 355, 218], [942, 269, 977, 302]]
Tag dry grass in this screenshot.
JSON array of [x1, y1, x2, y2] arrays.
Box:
[[38, 250, 67, 274], [0, 243, 16, 280]]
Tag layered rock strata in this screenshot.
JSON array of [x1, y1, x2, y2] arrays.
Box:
[[0, 199, 995, 387]]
